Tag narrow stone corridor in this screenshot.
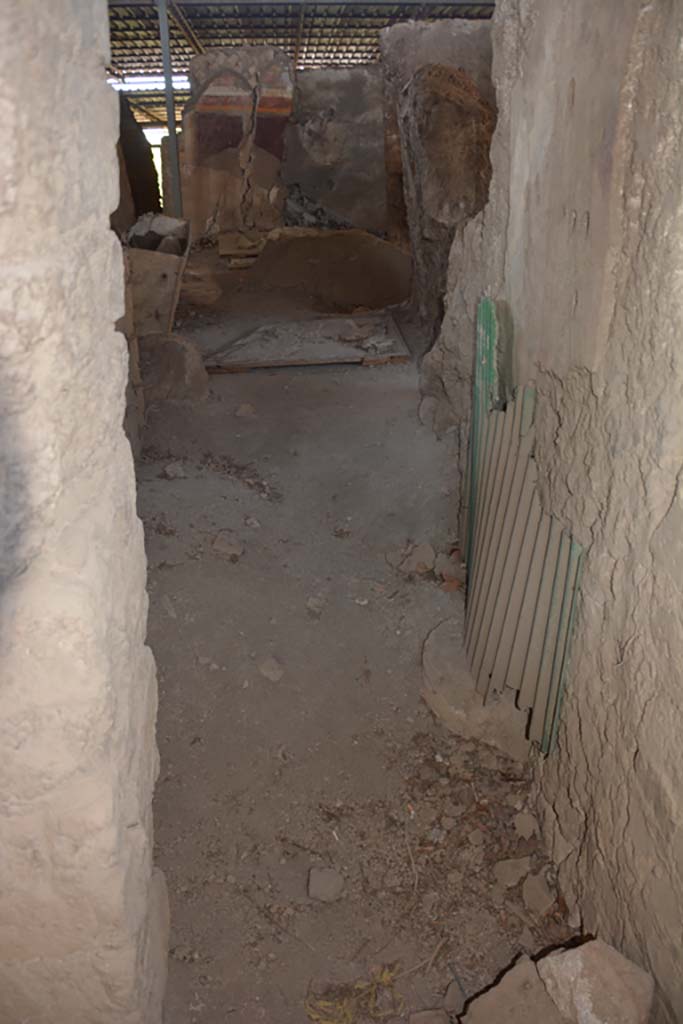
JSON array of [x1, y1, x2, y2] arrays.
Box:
[[138, 253, 572, 1023]]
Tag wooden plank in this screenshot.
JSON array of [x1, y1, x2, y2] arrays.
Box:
[[128, 227, 190, 336], [207, 312, 409, 372], [468, 399, 520, 682], [529, 530, 571, 744]]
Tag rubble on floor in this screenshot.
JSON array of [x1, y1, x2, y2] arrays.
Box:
[[458, 940, 654, 1024]]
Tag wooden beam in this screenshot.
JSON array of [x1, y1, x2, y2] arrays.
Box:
[[169, 2, 205, 52]]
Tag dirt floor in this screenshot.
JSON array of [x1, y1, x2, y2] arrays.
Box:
[[138, 236, 572, 1024]]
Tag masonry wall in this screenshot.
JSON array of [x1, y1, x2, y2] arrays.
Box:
[[281, 66, 387, 234], [380, 19, 493, 249], [380, 20, 494, 348], [426, 1, 683, 1019], [0, 2, 167, 1021]]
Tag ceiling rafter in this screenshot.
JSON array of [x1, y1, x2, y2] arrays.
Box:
[[108, 1, 494, 123]]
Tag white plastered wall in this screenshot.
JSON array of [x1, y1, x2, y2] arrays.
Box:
[[0, 2, 167, 1021]]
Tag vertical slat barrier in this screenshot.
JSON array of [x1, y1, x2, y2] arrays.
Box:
[[467, 402, 520, 670], [464, 299, 584, 756]]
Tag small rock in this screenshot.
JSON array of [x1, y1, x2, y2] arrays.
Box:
[[513, 811, 538, 840], [236, 402, 256, 418], [157, 235, 183, 255], [443, 979, 466, 1015], [244, 515, 261, 529], [434, 552, 459, 580], [212, 532, 244, 562], [409, 1011, 448, 1024], [162, 461, 187, 480], [536, 938, 654, 1024], [468, 828, 486, 847], [400, 542, 436, 575], [308, 866, 344, 902], [306, 596, 325, 619], [258, 656, 284, 682], [522, 871, 555, 916], [171, 945, 199, 963], [493, 856, 531, 888]]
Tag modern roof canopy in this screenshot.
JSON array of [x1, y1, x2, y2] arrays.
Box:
[[108, 1, 494, 124]]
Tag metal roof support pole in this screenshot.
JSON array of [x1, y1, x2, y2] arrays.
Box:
[[157, 0, 183, 216]]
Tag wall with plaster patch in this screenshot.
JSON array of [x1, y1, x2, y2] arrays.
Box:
[[179, 46, 293, 239], [282, 66, 387, 233], [0, 1, 167, 1020], [425, 1, 683, 1020]]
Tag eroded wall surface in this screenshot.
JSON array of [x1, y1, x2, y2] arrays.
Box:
[[380, 19, 493, 248], [180, 46, 293, 238], [398, 65, 495, 352], [426, 1, 683, 1019], [282, 66, 387, 233], [0, 2, 167, 1020]]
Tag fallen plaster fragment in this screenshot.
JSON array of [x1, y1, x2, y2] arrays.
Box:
[[308, 867, 344, 902], [468, 828, 486, 846], [536, 939, 654, 1024], [162, 461, 187, 480], [421, 617, 530, 762], [400, 541, 436, 575], [258, 655, 284, 682], [212, 532, 244, 562], [434, 552, 460, 580], [493, 856, 530, 888], [522, 871, 555, 917], [306, 596, 325, 619]]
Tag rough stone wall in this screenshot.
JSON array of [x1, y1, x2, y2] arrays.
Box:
[[380, 19, 493, 247], [0, 2, 167, 1021], [180, 46, 293, 239], [398, 66, 495, 352], [281, 66, 387, 234], [425, 1, 683, 1019]]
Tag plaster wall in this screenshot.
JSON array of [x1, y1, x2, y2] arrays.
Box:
[[424, 1, 683, 1019], [282, 66, 387, 234], [180, 46, 293, 239], [0, 2, 167, 1020]]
